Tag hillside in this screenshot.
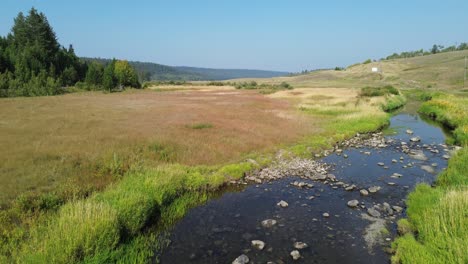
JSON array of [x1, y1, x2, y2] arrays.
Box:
[[82, 58, 288, 81], [242, 50, 468, 91]]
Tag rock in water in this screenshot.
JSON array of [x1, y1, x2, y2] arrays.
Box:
[[251, 240, 265, 250], [378, 162, 385, 166], [368, 186, 381, 193], [360, 189, 369, 196], [410, 136, 421, 142], [232, 254, 249, 264], [290, 250, 301, 260], [294, 242, 308, 249], [383, 202, 394, 215], [367, 208, 381, 218], [408, 150, 428, 161], [323, 212, 330, 218], [421, 165, 435, 174], [392, 205, 403, 213], [261, 219, 277, 228], [277, 200, 289, 208], [347, 200, 359, 208], [406, 129, 413, 135]]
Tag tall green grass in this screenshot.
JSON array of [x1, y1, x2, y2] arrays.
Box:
[[381, 95, 407, 112], [360, 85, 399, 97], [392, 93, 468, 264]]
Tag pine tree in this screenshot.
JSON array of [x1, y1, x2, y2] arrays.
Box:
[[85, 62, 104, 86], [103, 59, 116, 92]]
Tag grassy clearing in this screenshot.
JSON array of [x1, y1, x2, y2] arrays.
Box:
[[392, 93, 468, 264], [269, 88, 391, 155], [0, 89, 316, 204], [0, 87, 397, 263]]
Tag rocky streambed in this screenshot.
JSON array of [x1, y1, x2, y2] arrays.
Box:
[[158, 112, 459, 264]]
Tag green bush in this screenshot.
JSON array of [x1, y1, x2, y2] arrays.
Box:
[[234, 81, 293, 91], [360, 85, 399, 97]]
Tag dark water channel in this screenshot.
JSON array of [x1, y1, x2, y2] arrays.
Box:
[[158, 105, 452, 264]]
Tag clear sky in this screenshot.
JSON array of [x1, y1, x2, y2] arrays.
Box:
[[1, 0, 467, 72]]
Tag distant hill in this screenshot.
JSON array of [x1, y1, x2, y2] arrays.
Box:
[[174, 66, 289, 80], [244, 50, 468, 91], [82, 58, 288, 81]]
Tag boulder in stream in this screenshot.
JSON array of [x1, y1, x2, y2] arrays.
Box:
[[290, 250, 301, 260], [360, 189, 369, 196], [251, 240, 265, 250], [368, 186, 381, 193], [347, 200, 359, 208], [367, 208, 381, 218], [277, 200, 289, 208], [294, 242, 308, 249], [261, 219, 277, 228], [232, 254, 249, 264]]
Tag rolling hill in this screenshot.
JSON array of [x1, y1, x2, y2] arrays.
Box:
[[241, 50, 468, 91]]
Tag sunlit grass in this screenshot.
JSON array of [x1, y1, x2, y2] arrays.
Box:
[[393, 93, 468, 264]]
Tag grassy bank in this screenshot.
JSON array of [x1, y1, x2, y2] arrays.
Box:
[[0, 88, 399, 263], [392, 93, 468, 264]]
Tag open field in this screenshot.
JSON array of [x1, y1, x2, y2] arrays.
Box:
[[0, 89, 318, 204], [0, 83, 395, 262]]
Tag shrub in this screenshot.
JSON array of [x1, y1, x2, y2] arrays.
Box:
[[234, 81, 293, 92], [360, 85, 399, 97], [206, 81, 225, 86]]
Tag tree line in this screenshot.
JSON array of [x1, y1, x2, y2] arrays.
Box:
[[0, 8, 140, 97], [384, 43, 468, 60]]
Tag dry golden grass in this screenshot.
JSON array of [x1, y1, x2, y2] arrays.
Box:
[[270, 87, 386, 117], [0, 89, 317, 203], [236, 50, 468, 91]]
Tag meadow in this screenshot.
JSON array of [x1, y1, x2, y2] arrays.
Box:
[[1, 51, 467, 263], [0, 88, 317, 204], [0, 84, 396, 262]]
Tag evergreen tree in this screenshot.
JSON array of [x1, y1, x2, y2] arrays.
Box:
[[85, 62, 104, 86], [103, 59, 117, 92]]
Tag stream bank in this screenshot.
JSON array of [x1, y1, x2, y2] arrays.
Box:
[[158, 103, 456, 263]]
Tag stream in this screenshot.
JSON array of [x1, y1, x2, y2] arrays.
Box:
[[158, 104, 453, 264]]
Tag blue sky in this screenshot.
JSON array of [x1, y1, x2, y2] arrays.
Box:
[[1, 0, 467, 72]]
